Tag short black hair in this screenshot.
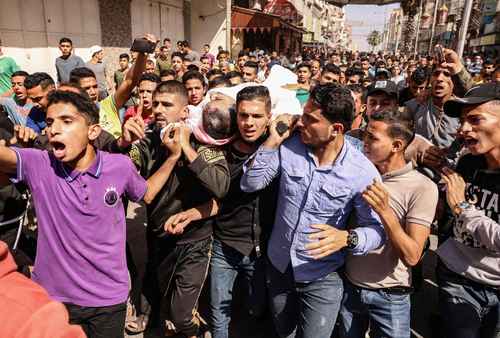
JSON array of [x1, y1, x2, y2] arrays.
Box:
[[139, 73, 161, 85], [225, 71, 243, 80], [208, 76, 231, 90], [410, 67, 429, 86], [24, 72, 55, 90], [11, 70, 29, 78], [187, 64, 200, 72], [236, 85, 271, 114], [160, 69, 176, 78], [58, 82, 91, 98], [59, 37, 73, 45], [207, 69, 224, 78], [370, 108, 415, 148], [243, 61, 258, 73], [163, 38, 171, 43], [182, 70, 206, 87], [309, 84, 354, 132], [345, 67, 364, 79], [323, 64, 341, 75], [171, 51, 185, 61], [347, 84, 367, 103], [69, 67, 96, 84], [296, 63, 311, 72], [47, 90, 99, 125], [200, 55, 210, 62], [204, 43, 210, 48], [119, 53, 130, 60], [155, 80, 188, 106]]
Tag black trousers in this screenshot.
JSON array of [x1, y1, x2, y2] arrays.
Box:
[[64, 302, 127, 338], [157, 236, 212, 337]]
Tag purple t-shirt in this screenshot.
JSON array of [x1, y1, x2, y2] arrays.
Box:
[[12, 148, 147, 307]]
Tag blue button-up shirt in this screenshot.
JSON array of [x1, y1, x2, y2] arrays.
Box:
[[241, 134, 385, 282]]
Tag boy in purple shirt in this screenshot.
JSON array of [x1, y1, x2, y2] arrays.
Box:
[[0, 90, 148, 338]]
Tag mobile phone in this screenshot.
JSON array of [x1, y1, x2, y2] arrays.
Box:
[[275, 121, 289, 136], [131, 38, 156, 54], [434, 45, 445, 64]]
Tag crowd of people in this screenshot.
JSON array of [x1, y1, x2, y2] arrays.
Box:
[[0, 33, 499, 338]]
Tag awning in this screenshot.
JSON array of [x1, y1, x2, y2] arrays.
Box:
[[263, 0, 300, 25], [327, 0, 401, 5], [232, 6, 280, 32], [232, 6, 305, 34]]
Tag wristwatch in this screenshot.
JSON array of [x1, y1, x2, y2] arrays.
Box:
[[346, 230, 359, 250], [453, 201, 474, 216]]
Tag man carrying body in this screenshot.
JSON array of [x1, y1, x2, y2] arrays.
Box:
[[241, 84, 385, 338], [118, 81, 230, 338]]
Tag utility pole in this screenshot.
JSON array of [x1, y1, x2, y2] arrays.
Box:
[[394, 15, 401, 54], [226, 0, 232, 57], [428, 0, 440, 53], [457, 0, 473, 58], [414, 0, 423, 56]]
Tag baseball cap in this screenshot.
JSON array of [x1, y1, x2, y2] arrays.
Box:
[[367, 80, 398, 99], [89, 45, 102, 56], [444, 83, 500, 118], [184, 53, 196, 62]]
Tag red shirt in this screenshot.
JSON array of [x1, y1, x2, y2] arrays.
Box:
[[123, 106, 154, 125], [0, 241, 86, 338]]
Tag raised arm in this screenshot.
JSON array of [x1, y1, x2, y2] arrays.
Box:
[[240, 114, 295, 192], [113, 34, 156, 109], [144, 126, 181, 204]]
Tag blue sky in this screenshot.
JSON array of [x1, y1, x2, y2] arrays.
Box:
[[345, 3, 401, 51]]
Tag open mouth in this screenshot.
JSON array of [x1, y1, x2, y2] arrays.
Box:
[[50, 141, 67, 159], [464, 137, 479, 147]]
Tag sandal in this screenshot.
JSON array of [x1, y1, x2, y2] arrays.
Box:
[[125, 313, 149, 334]]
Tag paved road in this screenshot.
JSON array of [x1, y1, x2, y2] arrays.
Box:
[[125, 203, 440, 338]]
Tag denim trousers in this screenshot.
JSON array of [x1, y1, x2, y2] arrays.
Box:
[[266, 262, 344, 338], [338, 278, 411, 338], [437, 262, 500, 338], [209, 239, 266, 338]]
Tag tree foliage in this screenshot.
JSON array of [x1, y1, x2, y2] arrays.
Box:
[[367, 30, 382, 51]]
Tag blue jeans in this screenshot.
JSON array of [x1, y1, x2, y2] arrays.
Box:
[[209, 239, 265, 338], [267, 262, 343, 338], [437, 262, 500, 338], [338, 279, 410, 338]]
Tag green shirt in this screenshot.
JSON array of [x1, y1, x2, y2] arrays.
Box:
[[0, 56, 20, 95], [99, 95, 121, 139], [155, 57, 171, 76]]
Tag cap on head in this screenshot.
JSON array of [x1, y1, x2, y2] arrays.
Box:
[[367, 80, 398, 100], [444, 83, 500, 118], [89, 45, 102, 57]]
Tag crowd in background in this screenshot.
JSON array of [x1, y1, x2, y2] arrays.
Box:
[[0, 34, 499, 338]]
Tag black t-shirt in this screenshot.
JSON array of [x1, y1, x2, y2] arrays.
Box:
[[130, 129, 230, 245], [439, 154, 500, 244], [214, 144, 278, 256]]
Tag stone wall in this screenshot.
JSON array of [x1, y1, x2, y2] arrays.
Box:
[[98, 0, 133, 47]]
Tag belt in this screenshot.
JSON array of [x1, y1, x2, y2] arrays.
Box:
[[380, 286, 414, 295]]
